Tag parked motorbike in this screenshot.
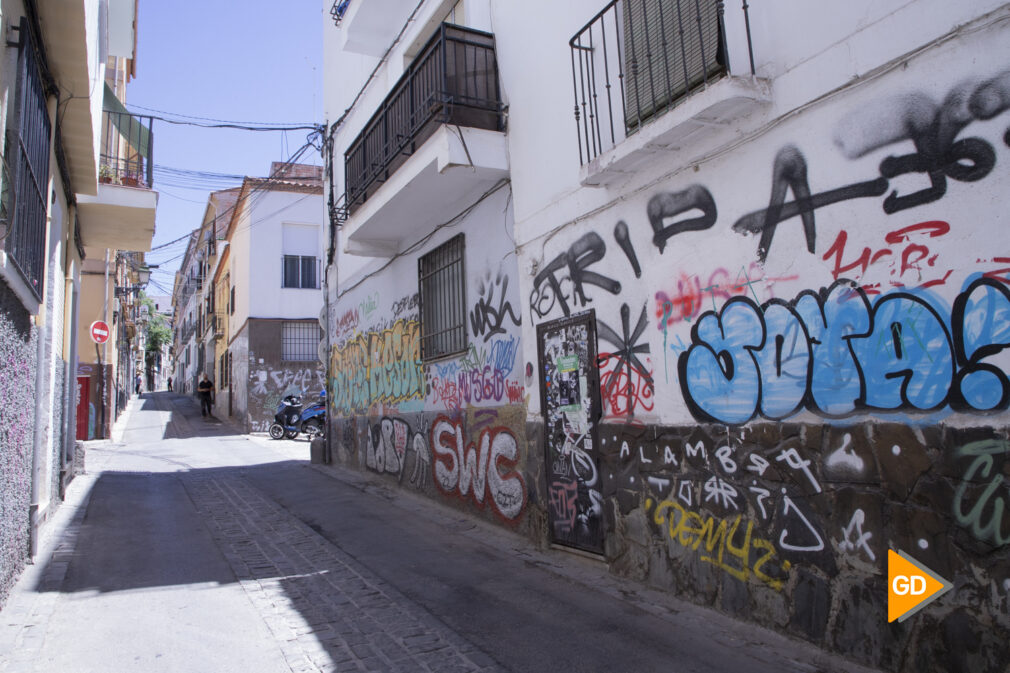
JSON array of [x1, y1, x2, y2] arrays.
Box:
[[268, 391, 326, 440]]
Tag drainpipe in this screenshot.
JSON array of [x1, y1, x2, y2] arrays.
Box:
[[99, 248, 110, 438]]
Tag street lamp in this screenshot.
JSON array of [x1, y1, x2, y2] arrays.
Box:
[[115, 266, 152, 297]]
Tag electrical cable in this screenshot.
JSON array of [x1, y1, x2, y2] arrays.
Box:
[[125, 103, 316, 128]]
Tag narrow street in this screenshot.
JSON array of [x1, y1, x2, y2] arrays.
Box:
[[0, 392, 876, 673]]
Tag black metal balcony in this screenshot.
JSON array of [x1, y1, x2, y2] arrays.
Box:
[[344, 23, 504, 215], [570, 0, 755, 165], [99, 110, 154, 188]]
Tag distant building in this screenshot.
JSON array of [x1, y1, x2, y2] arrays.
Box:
[[174, 164, 325, 431], [323, 1, 1010, 670]]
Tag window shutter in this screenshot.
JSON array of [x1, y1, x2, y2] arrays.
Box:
[[623, 0, 723, 131]]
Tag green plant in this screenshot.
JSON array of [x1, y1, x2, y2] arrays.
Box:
[[139, 292, 171, 352]]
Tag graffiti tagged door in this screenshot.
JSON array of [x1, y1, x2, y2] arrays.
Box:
[[538, 310, 604, 554]]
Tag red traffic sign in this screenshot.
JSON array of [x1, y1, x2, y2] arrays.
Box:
[[90, 321, 110, 344]]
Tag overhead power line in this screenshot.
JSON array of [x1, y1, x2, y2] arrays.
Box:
[[126, 103, 317, 128]]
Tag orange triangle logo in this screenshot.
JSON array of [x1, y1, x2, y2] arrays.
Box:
[[887, 549, 952, 622]]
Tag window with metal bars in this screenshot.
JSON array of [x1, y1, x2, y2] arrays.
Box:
[[282, 321, 322, 361], [282, 255, 319, 289], [4, 17, 51, 301], [418, 234, 466, 361]]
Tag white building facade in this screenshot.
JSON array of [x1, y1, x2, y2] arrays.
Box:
[[324, 2, 1010, 669], [223, 164, 327, 432]]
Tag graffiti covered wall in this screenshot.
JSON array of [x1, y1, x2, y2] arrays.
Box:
[[328, 189, 542, 536], [243, 320, 325, 433], [518, 27, 1010, 673], [0, 279, 37, 608]]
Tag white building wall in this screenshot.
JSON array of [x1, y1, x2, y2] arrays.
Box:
[[493, 0, 1010, 427], [247, 191, 325, 319]]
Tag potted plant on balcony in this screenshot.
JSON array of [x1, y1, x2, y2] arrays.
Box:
[[121, 172, 140, 187], [99, 163, 114, 184]]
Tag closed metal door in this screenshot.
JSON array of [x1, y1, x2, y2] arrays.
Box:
[[538, 310, 604, 554]]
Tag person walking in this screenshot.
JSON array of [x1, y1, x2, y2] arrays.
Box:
[[197, 373, 216, 418], [167, 376, 173, 391], [135, 374, 142, 396]]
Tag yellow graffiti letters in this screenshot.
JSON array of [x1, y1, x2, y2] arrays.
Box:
[[331, 319, 423, 414], [650, 498, 786, 591]]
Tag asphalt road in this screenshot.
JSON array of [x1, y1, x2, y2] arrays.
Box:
[[0, 392, 880, 673]]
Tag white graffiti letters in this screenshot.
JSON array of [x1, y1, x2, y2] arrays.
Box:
[[432, 417, 526, 520]]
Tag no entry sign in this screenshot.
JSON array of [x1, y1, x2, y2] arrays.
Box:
[[90, 320, 110, 344]]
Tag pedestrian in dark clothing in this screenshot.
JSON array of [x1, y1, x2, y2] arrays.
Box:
[[135, 374, 142, 396], [198, 373, 216, 417], [167, 376, 173, 391]]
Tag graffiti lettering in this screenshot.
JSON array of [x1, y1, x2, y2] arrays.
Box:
[[391, 293, 419, 318], [530, 232, 620, 318], [648, 498, 789, 591], [365, 417, 431, 489], [839, 509, 876, 561], [679, 277, 1010, 424], [646, 185, 717, 253], [953, 439, 1010, 547], [470, 271, 521, 342], [735, 74, 1010, 262], [334, 308, 360, 338], [428, 337, 520, 411], [431, 418, 526, 520], [330, 319, 423, 414]]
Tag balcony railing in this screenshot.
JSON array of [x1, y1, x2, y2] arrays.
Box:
[[344, 23, 504, 215], [99, 110, 154, 188], [212, 311, 226, 339], [570, 0, 754, 165]]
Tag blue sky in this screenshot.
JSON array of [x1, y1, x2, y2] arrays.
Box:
[[126, 0, 325, 295]]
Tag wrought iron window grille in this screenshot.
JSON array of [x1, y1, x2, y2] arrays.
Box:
[[282, 321, 323, 362], [4, 17, 52, 301], [418, 233, 466, 362]]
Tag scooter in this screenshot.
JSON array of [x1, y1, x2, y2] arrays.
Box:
[[268, 391, 326, 440], [298, 391, 326, 439]]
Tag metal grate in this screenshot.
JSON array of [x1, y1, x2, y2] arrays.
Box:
[[282, 321, 322, 361], [330, 0, 351, 26], [418, 234, 466, 361], [4, 17, 51, 301]]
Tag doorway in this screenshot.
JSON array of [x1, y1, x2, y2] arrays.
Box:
[[537, 310, 604, 554]]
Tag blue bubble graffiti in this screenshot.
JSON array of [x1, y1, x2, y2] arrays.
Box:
[[678, 277, 1010, 423]]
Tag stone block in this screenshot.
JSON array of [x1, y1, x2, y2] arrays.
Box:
[[788, 568, 831, 643], [871, 423, 933, 501], [749, 583, 790, 628], [720, 570, 750, 618], [829, 577, 908, 670], [911, 609, 1010, 673]]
